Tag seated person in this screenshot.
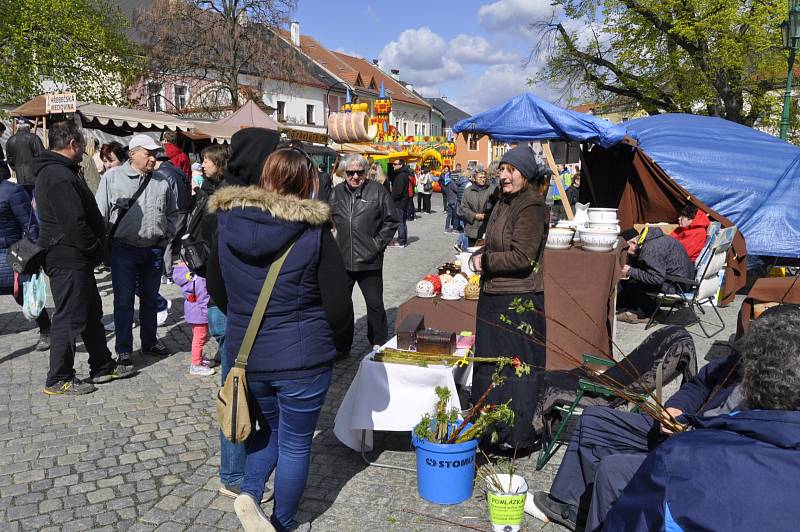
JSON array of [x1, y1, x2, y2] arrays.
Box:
[[531, 305, 798, 532], [617, 227, 694, 323], [604, 306, 800, 531], [669, 205, 710, 262]]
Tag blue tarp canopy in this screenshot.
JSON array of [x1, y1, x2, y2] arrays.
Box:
[[622, 114, 800, 258], [452, 92, 627, 149]]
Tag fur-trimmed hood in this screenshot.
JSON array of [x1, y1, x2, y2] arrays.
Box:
[[208, 185, 330, 225]]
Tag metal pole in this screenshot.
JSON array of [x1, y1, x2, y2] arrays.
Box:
[[780, 43, 797, 140]]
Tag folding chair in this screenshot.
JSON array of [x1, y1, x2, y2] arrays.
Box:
[[534, 326, 696, 470], [645, 226, 736, 337]]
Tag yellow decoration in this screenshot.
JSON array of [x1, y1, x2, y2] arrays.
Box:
[[468, 274, 481, 285]]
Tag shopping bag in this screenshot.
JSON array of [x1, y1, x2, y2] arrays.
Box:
[[22, 271, 47, 320]]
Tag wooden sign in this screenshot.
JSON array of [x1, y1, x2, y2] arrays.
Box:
[[284, 127, 328, 145], [45, 92, 77, 114]]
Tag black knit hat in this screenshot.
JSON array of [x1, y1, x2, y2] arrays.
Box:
[[223, 127, 281, 187], [499, 145, 543, 183], [620, 228, 640, 241]]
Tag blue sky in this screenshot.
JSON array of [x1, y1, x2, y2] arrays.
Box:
[[293, 0, 560, 114]]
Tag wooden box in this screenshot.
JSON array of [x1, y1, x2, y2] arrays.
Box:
[[417, 329, 457, 355], [396, 314, 425, 350]]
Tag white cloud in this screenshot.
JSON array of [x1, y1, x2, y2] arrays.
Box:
[[448, 34, 518, 64], [478, 0, 558, 35], [457, 63, 557, 114], [378, 27, 464, 86]]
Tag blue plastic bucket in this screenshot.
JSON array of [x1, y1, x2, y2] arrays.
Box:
[[412, 423, 478, 505]]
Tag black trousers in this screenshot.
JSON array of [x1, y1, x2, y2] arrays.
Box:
[[617, 280, 659, 318], [45, 264, 115, 386], [421, 194, 431, 213], [550, 406, 660, 531], [345, 269, 388, 346]]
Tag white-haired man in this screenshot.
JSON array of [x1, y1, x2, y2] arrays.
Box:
[[329, 154, 398, 349], [96, 134, 177, 370]]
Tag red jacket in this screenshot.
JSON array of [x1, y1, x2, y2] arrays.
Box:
[[670, 209, 710, 262], [164, 142, 191, 182]]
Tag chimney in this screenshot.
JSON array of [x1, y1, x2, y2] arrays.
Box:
[[372, 59, 379, 66], [390, 69, 400, 81], [290, 21, 300, 47]]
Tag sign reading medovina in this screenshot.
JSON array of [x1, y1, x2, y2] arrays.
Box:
[[45, 93, 77, 114]]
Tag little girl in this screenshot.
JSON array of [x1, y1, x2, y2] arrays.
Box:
[[173, 262, 215, 376]]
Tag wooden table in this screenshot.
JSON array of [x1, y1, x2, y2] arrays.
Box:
[[736, 276, 800, 338], [396, 242, 627, 370]]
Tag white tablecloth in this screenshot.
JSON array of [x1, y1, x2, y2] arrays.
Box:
[[333, 337, 472, 451]]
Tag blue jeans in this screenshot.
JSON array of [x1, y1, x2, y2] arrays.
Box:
[[394, 207, 407, 245], [241, 369, 333, 532], [445, 203, 458, 231], [210, 305, 246, 486], [111, 242, 163, 354]]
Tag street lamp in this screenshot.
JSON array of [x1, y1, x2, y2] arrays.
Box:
[[779, 0, 800, 140]]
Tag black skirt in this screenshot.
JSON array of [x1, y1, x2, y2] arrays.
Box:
[[471, 290, 546, 449]]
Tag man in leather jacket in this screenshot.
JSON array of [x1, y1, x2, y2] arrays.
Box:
[[6, 119, 45, 192], [330, 153, 398, 348]]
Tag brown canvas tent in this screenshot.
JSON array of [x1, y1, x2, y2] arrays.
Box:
[[185, 100, 279, 142]]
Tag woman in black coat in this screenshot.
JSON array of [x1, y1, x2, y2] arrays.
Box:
[[0, 175, 50, 349]]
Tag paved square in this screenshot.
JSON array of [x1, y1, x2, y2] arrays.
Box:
[[0, 207, 742, 531]]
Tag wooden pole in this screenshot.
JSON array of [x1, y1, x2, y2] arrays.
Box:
[[42, 115, 48, 149], [542, 140, 574, 220], [579, 144, 598, 205]]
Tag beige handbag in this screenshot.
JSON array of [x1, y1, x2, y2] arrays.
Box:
[[216, 241, 296, 443]]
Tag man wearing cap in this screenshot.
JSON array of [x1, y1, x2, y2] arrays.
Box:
[[6, 118, 45, 194], [96, 134, 178, 369], [617, 226, 694, 323]]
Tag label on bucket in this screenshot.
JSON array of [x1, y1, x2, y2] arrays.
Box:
[[487, 491, 526, 529], [423, 456, 475, 468]]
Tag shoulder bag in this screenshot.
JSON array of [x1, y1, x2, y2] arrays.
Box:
[[6, 208, 55, 275], [216, 239, 297, 443]]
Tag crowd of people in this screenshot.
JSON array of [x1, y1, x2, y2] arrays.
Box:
[[2, 118, 797, 532]]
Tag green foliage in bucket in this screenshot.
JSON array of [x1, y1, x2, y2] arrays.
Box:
[[414, 375, 515, 445]]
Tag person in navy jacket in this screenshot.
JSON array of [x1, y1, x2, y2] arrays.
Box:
[[208, 147, 353, 532], [604, 306, 800, 532]]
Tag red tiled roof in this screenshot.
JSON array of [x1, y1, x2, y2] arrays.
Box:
[[331, 52, 430, 108]]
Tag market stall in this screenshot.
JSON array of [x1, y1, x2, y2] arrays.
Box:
[[396, 241, 627, 370], [11, 94, 194, 142]]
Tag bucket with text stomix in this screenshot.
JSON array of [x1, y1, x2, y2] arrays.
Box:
[[486, 473, 528, 532], [411, 423, 478, 505]]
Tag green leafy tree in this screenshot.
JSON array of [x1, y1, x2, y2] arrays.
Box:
[[0, 0, 142, 105], [533, 0, 788, 127]]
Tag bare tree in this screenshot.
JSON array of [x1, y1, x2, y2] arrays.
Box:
[[135, 0, 300, 115]]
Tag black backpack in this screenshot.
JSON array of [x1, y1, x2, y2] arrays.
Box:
[[180, 192, 210, 275]]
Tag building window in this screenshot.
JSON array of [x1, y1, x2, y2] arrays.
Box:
[[147, 82, 164, 112], [468, 160, 478, 167], [468, 134, 478, 151], [403, 122, 408, 136], [173, 84, 188, 111], [277, 101, 286, 122], [306, 104, 315, 125], [421, 124, 426, 136], [414, 124, 418, 136]]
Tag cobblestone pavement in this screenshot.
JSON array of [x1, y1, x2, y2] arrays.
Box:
[[0, 205, 743, 531]]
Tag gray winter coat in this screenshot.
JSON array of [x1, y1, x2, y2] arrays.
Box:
[[629, 227, 695, 292], [95, 161, 177, 248], [459, 183, 497, 240]]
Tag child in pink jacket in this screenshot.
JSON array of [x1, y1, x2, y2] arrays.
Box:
[[173, 263, 215, 376]]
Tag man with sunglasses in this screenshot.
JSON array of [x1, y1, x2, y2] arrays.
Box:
[[330, 154, 398, 350]]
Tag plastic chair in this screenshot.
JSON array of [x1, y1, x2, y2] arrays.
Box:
[[645, 226, 736, 337]]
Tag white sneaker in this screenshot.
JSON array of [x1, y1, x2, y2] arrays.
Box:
[[157, 299, 172, 326], [190, 364, 215, 376], [233, 493, 276, 532]]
